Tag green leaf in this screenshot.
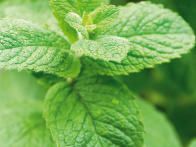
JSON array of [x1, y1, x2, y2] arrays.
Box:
[[84, 2, 195, 76], [0, 19, 80, 78], [50, 0, 109, 15], [136, 99, 182, 147], [189, 139, 196, 147], [44, 76, 143, 147], [65, 12, 89, 39], [71, 35, 130, 62], [50, 0, 109, 42], [0, 71, 55, 147], [84, 5, 119, 32]]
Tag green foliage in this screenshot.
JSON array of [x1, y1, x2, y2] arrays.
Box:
[[71, 36, 130, 62], [0, 98, 55, 147], [86, 5, 119, 32], [83, 2, 195, 75], [50, 0, 109, 42], [123, 0, 196, 145], [44, 76, 143, 146], [0, 19, 80, 78], [0, 71, 55, 147], [0, 0, 195, 146], [136, 99, 182, 147], [65, 12, 89, 39]]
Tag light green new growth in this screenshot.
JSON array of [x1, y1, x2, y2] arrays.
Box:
[[87, 5, 119, 32], [51, 0, 109, 15], [65, 12, 89, 39], [50, 0, 109, 42], [0, 19, 80, 78], [71, 35, 130, 62], [44, 76, 143, 147], [83, 2, 195, 75]]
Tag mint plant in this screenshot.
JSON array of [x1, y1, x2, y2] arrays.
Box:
[[0, 0, 195, 147]]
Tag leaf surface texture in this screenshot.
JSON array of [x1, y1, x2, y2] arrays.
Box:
[[0, 19, 80, 78], [44, 76, 143, 147], [84, 2, 195, 75]]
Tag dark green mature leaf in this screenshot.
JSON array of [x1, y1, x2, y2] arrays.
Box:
[[136, 99, 182, 147], [44, 75, 143, 147], [0, 71, 55, 147], [0, 19, 80, 78], [50, 0, 109, 42], [84, 2, 195, 75]]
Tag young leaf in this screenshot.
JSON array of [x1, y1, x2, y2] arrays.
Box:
[[90, 5, 119, 25], [84, 2, 195, 75], [0, 19, 80, 78], [136, 99, 182, 147], [44, 76, 143, 147], [0, 71, 55, 147], [50, 0, 109, 15], [65, 12, 89, 39], [85, 5, 119, 32], [189, 139, 196, 147], [71, 35, 130, 62], [50, 0, 109, 42]]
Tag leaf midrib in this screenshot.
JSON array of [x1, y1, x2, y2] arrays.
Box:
[[76, 91, 105, 147]]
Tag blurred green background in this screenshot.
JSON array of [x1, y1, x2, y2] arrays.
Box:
[[0, 0, 195, 146]]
